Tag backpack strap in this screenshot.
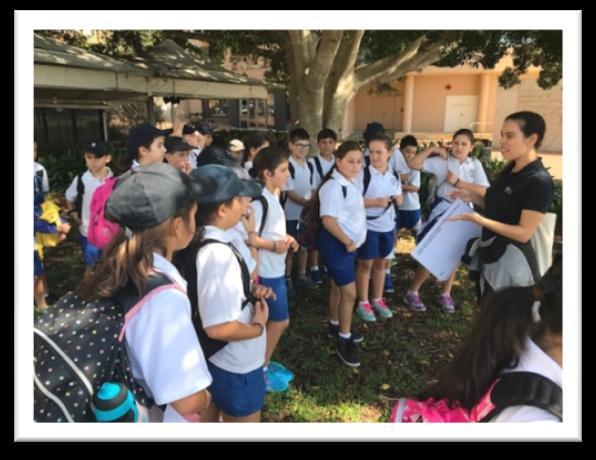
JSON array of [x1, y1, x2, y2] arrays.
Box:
[[306, 160, 314, 186], [187, 238, 255, 359], [480, 371, 562, 422], [313, 157, 324, 181], [252, 195, 269, 236], [364, 155, 371, 167], [362, 165, 394, 220], [288, 161, 295, 180], [75, 173, 85, 216]]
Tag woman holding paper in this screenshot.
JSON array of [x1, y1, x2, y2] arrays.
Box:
[[449, 112, 555, 300], [404, 129, 490, 313]]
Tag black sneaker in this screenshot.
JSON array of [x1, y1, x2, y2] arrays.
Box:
[[327, 322, 364, 343], [336, 336, 361, 367]]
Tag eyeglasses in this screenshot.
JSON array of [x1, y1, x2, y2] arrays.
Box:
[[293, 143, 309, 149]]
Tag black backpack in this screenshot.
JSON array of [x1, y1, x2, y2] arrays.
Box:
[[182, 239, 256, 359], [73, 173, 85, 218], [33, 275, 172, 422], [280, 161, 314, 208], [252, 195, 269, 236]]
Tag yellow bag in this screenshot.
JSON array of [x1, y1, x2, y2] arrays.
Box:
[[35, 200, 63, 259]]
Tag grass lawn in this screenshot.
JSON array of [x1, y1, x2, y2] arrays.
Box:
[[41, 229, 477, 422]]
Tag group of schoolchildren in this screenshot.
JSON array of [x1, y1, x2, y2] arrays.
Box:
[[33, 119, 494, 422]]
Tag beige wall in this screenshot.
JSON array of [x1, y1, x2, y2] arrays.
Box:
[[492, 76, 562, 152], [353, 83, 404, 135]]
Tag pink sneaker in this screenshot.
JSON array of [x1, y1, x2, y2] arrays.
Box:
[[404, 291, 426, 312], [356, 301, 377, 322], [371, 298, 393, 319], [439, 294, 456, 313]]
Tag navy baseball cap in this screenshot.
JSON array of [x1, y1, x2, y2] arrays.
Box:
[[85, 140, 111, 157], [182, 123, 198, 136], [127, 123, 171, 156], [107, 162, 216, 231], [190, 164, 262, 204], [165, 136, 194, 153], [196, 123, 213, 135]]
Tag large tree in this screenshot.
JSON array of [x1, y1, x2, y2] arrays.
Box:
[[39, 30, 562, 138]]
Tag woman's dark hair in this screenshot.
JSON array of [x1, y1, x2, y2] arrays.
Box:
[[505, 111, 546, 150], [452, 128, 475, 144], [400, 135, 418, 150], [302, 140, 362, 235], [248, 146, 288, 180], [418, 255, 562, 410]]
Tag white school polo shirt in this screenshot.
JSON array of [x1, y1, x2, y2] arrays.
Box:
[[422, 155, 490, 219], [124, 253, 213, 422], [356, 165, 402, 233], [491, 337, 562, 422], [65, 168, 114, 237], [309, 154, 335, 188], [401, 169, 421, 211], [227, 223, 257, 275], [285, 156, 314, 221], [389, 147, 411, 175], [251, 188, 288, 278], [188, 147, 202, 170], [319, 170, 367, 247], [34, 162, 50, 192], [196, 226, 266, 374]]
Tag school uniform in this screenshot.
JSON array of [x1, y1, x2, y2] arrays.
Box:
[[124, 253, 213, 422], [417, 155, 489, 242], [356, 165, 402, 259], [317, 170, 367, 286], [65, 168, 114, 266], [34, 162, 50, 275], [491, 337, 562, 422], [309, 154, 335, 188], [251, 188, 289, 322], [389, 147, 411, 176], [196, 226, 267, 416], [397, 169, 421, 232], [285, 156, 314, 239], [228, 222, 257, 275]]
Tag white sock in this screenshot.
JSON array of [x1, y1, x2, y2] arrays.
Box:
[[263, 366, 269, 372], [339, 332, 351, 339], [372, 298, 383, 304], [385, 268, 391, 275], [358, 300, 369, 306], [329, 319, 339, 326], [407, 290, 418, 295], [298, 272, 306, 279], [311, 266, 319, 271]]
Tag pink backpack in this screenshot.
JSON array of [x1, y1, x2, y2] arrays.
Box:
[[390, 372, 562, 423], [87, 177, 120, 249]]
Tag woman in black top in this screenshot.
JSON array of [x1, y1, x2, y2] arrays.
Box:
[[449, 111, 555, 298]]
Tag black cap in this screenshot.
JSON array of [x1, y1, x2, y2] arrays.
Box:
[[182, 123, 198, 135], [196, 145, 239, 168], [106, 162, 216, 231], [190, 164, 262, 203], [85, 140, 111, 157], [363, 122, 385, 142], [196, 123, 213, 135], [165, 136, 194, 153], [127, 123, 171, 156]]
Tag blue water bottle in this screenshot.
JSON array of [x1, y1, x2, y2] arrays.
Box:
[[93, 382, 139, 422]]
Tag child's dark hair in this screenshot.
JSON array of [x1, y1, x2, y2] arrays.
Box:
[[243, 131, 268, 164], [317, 128, 337, 142], [172, 198, 235, 279], [248, 146, 288, 181], [366, 133, 392, 151], [302, 140, 362, 235], [452, 129, 475, 144], [418, 255, 562, 410], [505, 111, 546, 150], [400, 135, 418, 151], [289, 128, 310, 143]]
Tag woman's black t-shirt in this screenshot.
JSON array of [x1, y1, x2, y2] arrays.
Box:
[[483, 158, 555, 240]]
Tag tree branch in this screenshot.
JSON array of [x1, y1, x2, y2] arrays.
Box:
[[304, 30, 343, 91]]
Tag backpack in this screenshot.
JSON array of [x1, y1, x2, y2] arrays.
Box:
[[390, 372, 562, 423], [33, 275, 174, 422], [87, 176, 120, 249], [281, 161, 314, 208], [252, 195, 269, 236], [181, 239, 256, 359], [361, 164, 400, 221], [301, 179, 347, 237], [74, 173, 85, 218], [311, 157, 325, 183]]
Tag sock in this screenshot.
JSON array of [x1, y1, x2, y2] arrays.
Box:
[[407, 290, 418, 295], [358, 300, 369, 306], [372, 298, 383, 304], [263, 366, 269, 372], [385, 268, 391, 275], [338, 332, 351, 339], [298, 271, 306, 279], [329, 319, 339, 326], [310, 266, 319, 272]]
